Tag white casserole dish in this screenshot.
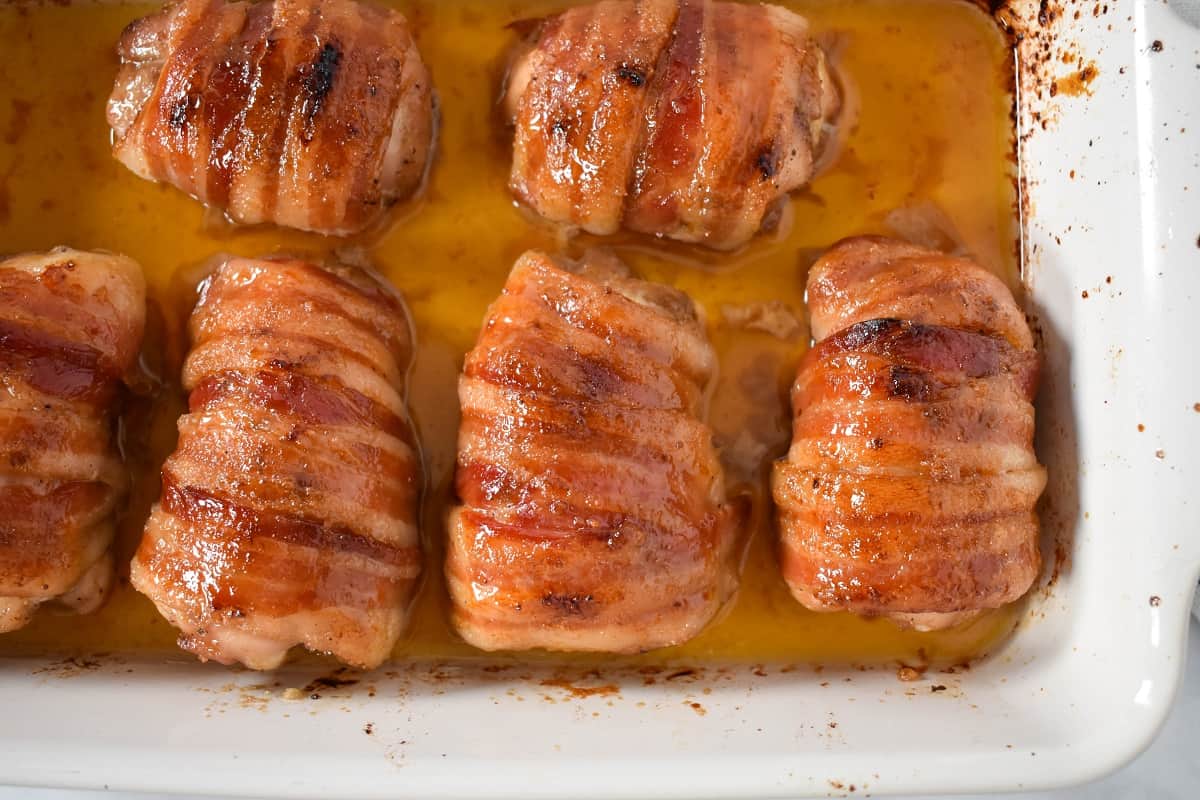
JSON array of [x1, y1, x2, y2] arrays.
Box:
[[1, 0, 1198, 796]]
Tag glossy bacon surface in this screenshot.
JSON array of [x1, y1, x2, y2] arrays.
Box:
[[505, 0, 838, 250], [108, 0, 434, 236], [131, 257, 421, 669], [772, 237, 1045, 630], [0, 248, 145, 633], [447, 250, 736, 653]]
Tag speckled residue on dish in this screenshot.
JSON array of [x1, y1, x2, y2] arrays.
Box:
[[195, 681, 279, 717], [538, 677, 621, 700], [984, 2, 1096, 629], [29, 655, 104, 680], [992, 0, 1112, 257]]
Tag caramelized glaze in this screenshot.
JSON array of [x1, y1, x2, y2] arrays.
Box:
[[0, 0, 1020, 666]]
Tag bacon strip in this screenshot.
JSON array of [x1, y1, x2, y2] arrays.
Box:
[[131, 257, 421, 670]]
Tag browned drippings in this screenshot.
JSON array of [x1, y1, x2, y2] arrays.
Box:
[[0, 0, 1021, 667]]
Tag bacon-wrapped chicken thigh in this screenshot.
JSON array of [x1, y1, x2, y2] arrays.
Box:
[[505, 0, 839, 250], [772, 237, 1045, 630], [447, 250, 736, 652], [108, 0, 434, 236], [0, 249, 146, 633], [131, 257, 421, 669]]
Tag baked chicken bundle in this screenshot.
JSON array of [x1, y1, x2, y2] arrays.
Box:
[[108, 0, 434, 236], [130, 256, 423, 669], [0, 249, 146, 633], [505, 0, 839, 250], [772, 237, 1046, 630], [446, 250, 737, 652]]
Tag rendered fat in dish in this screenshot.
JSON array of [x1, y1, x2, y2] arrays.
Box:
[[772, 236, 1046, 631], [0, 248, 146, 633], [447, 250, 737, 653], [107, 0, 434, 237], [504, 0, 839, 250], [131, 257, 422, 669]]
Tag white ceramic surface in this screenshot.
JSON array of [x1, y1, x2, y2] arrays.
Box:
[[3, 618, 1197, 800], [1, 1, 1197, 797]]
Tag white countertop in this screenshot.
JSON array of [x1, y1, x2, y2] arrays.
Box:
[[4, 619, 1197, 800]]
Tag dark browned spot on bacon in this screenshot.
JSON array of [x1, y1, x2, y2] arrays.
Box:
[[614, 63, 646, 87], [825, 318, 1019, 382], [756, 147, 777, 180], [574, 350, 623, 401], [159, 470, 415, 569], [301, 42, 342, 143], [541, 592, 594, 616], [307, 43, 342, 105], [888, 365, 935, 401], [833, 317, 904, 347]]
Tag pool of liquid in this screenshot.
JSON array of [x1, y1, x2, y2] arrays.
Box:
[[0, 0, 1021, 667]]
